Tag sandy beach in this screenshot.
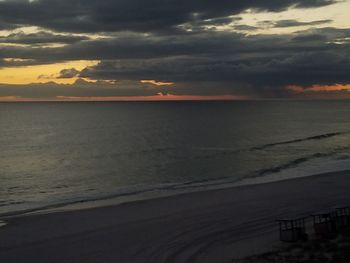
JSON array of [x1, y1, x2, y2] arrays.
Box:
[[1, 170, 350, 263]]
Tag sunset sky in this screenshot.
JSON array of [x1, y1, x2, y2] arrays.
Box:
[[0, 0, 350, 100]]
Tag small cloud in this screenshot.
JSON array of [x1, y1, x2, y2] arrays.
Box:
[[257, 19, 333, 29], [38, 73, 55, 80], [140, 80, 174, 86], [233, 25, 259, 31], [73, 78, 92, 85], [156, 92, 173, 96], [72, 78, 117, 86], [57, 68, 80, 79], [274, 19, 333, 28]]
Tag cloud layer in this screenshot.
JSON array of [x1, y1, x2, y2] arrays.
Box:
[[0, 0, 349, 99], [0, 0, 337, 32]]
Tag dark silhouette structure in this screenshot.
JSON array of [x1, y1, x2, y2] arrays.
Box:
[[277, 217, 308, 242]]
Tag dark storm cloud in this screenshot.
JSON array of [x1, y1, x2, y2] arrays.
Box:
[[0, 0, 338, 33], [0, 31, 247, 62], [0, 31, 89, 45], [292, 27, 350, 44], [3, 27, 346, 63], [79, 47, 350, 88], [273, 19, 333, 28], [291, 34, 328, 42], [0, 0, 348, 99], [76, 28, 350, 89], [77, 27, 350, 89], [0, 58, 36, 67], [1, 26, 350, 92], [233, 25, 259, 31], [0, 21, 18, 30], [296, 27, 350, 40], [257, 19, 333, 29]]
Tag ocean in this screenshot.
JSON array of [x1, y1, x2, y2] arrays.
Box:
[[1, 100, 350, 216]]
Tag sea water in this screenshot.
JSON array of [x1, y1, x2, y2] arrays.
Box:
[[1, 100, 350, 216]]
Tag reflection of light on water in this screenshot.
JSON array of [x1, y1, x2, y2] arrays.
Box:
[[0, 221, 6, 228]]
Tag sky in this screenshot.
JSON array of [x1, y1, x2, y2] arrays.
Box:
[[0, 0, 350, 101]]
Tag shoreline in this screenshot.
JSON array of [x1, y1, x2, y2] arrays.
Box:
[[2, 156, 350, 219], [1, 169, 350, 262], [0, 221, 6, 228]]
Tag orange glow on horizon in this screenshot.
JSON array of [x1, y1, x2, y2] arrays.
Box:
[[55, 94, 249, 101], [0, 94, 249, 102], [287, 84, 350, 93], [0, 60, 99, 85], [0, 96, 21, 101]]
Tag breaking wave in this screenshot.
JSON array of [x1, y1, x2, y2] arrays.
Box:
[[252, 132, 347, 151]]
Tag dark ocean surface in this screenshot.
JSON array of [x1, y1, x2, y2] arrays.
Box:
[[1, 100, 350, 215]]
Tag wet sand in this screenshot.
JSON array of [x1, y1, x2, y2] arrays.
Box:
[[1, 170, 350, 263]]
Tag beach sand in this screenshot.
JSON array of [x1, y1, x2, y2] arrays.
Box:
[[0, 170, 350, 263]]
